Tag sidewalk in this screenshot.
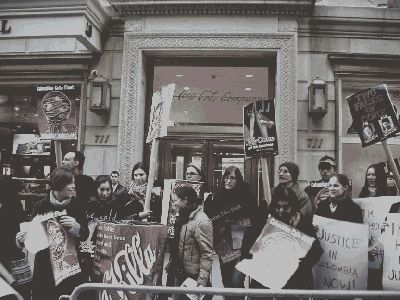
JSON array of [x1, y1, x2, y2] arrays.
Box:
[[162, 253, 224, 300]]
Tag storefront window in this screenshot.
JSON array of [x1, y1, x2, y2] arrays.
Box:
[[0, 84, 81, 177]]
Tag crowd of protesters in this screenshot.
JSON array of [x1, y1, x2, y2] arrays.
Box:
[[1, 151, 399, 300]]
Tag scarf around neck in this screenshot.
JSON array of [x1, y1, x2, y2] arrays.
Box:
[[50, 191, 71, 209]]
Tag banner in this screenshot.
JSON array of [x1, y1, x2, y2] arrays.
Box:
[[382, 213, 400, 290], [354, 196, 399, 269], [236, 217, 314, 288], [243, 100, 278, 157], [313, 215, 368, 290], [161, 179, 204, 237], [146, 83, 176, 143], [346, 84, 400, 147], [93, 222, 167, 300], [36, 84, 80, 140]]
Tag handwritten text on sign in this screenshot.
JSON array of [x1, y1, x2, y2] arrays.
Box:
[[312, 216, 368, 290]]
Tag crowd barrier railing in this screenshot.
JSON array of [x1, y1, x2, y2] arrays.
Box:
[[62, 283, 400, 300]]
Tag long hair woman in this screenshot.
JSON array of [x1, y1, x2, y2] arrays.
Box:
[[206, 166, 256, 300], [359, 164, 388, 198]]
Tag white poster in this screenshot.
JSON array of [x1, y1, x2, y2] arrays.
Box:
[[354, 196, 398, 269], [313, 215, 368, 290], [146, 83, 176, 143], [235, 217, 314, 289], [382, 213, 400, 290]]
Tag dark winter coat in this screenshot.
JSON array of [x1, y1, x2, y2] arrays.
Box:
[[316, 196, 363, 224]]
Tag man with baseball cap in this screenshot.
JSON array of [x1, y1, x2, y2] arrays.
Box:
[[317, 155, 337, 183]]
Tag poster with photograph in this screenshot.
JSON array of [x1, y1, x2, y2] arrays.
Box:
[[236, 217, 314, 288], [382, 213, 400, 290], [36, 211, 81, 286], [146, 83, 176, 143], [93, 222, 167, 300], [161, 179, 204, 237], [36, 84, 80, 140], [243, 100, 278, 157], [346, 84, 400, 147], [354, 196, 398, 269], [12, 134, 51, 156], [312, 216, 368, 290], [305, 181, 330, 211]]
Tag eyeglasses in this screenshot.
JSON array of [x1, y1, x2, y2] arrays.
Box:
[[186, 172, 199, 176], [278, 169, 290, 175], [224, 176, 237, 181]]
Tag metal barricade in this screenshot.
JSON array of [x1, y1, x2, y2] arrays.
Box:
[[64, 283, 400, 300]]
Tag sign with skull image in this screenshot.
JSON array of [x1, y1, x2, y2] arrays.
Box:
[[36, 84, 80, 140]]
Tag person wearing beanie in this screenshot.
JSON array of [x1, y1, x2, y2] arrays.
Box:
[[273, 161, 313, 218]]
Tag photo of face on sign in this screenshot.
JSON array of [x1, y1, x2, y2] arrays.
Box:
[[378, 116, 395, 136], [361, 123, 377, 143]]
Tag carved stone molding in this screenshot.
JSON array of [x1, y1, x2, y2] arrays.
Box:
[[112, 0, 314, 17], [118, 32, 297, 185], [124, 18, 144, 32], [279, 20, 298, 32]]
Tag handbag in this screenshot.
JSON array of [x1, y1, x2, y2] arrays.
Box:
[[8, 250, 32, 285]]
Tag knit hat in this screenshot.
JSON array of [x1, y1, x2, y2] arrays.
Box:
[[279, 162, 300, 182]]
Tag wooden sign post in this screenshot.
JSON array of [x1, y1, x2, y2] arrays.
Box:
[[144, 139, 159, 212], [260, 157, 272, 206], [382, 140, 400, 194], [54, 141, 63, 167]]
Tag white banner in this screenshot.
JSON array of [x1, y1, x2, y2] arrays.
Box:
[[382, 213, 400, 290], [354, 196, 398, 269], [236, 217, 314, 289], [313, 215, 368, 290]]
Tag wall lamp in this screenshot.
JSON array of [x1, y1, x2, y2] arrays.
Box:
[[308, 76, 327, 118], [88, 70, 111, 114]]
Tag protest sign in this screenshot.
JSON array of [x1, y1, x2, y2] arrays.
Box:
[[161, 179, 204, 237], [36, 84, 80, 140], [40, 211, 81, 286], [243, 100, 278, 157], [236, 217, 314, 288], [305, 181, 330, 211], [354, 196, 398, 269], [313, 215, 368, 290], [346, 84, 400, 147], [92, 222, 167, 300], [146, 83, 176, 143], [382, 213, 400, 290]]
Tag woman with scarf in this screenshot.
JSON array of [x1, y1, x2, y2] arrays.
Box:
[[316, 174, 362, 223], [167, 186, 213, 300], [274, 162, 313, 218], [16, 167, 88, 300], [128, 162, 161, 222], [206, 166, 256, 300]]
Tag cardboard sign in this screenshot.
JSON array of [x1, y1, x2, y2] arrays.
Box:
[[161, 179, 204, 238], [36, 84, 80, 140], [346, 84, 400, 147], [382, 213, 400, 290], [354, 196, 399, 269], [312, 216, 368, 290], [236, 217, 314, 288], [93, 222, 167, 300], [243, 100, 278, 157], [146, 83, 176, 143]]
